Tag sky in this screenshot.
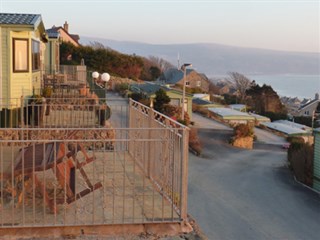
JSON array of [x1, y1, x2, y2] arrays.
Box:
[[0, 0, 319, 53]]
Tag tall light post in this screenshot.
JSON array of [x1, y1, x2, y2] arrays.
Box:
[[181, 63, 192, 121], [92, 71, 110, 99], [92, 71, 99, 85], [101, 72, 111, 89]]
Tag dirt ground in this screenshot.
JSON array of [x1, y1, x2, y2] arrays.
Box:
[[1, 215, 207, 240]]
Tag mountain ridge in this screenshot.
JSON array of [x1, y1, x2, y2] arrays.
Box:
[[80, 36, 320, 77]]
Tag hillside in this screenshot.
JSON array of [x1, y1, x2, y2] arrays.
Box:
[[80, 37, 320, 76]]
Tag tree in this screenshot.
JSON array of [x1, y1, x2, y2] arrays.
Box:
[[149, 66, 161, 80], [60, 42, 144, 80], [208, 80, 220, 95], [154, 88, 170, 113], [246, 83, 287, 120], [228, 72, 251, 103], [148, 56, 174, 73]]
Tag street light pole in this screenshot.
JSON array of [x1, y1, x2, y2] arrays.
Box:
[[181, 63, 192, 121]]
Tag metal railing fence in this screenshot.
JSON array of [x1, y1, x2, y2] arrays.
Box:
[[128, 99, 189, 220], [0, 98, 189, 228], [0, 97, 126, 129]]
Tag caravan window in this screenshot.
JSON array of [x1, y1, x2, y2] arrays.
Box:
[[13, 38, 29, 72], [32, 40, 40, 71]]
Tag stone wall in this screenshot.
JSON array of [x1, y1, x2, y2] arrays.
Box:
[[231, 136, 253, 149], [0, 127, 115, 149]]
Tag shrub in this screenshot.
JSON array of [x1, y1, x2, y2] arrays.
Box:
[[129, 92, 144, 102], [114, 83, 129, 93], [42, 87, 52, 98], [189, 128, 203, 155], [162, 104, 191, 126], [154, 88, 170, 113], [264, 112, 287, 122], [233, 124, 254, 138], [287, 136, 305, 144], [288, 142, 314, 186]]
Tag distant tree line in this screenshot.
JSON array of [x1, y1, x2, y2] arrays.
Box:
[[60, 42, 173, 81]]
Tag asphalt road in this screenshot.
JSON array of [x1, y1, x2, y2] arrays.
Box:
[[188, 128, 320, 240]]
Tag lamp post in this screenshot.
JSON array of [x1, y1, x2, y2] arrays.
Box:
[[92, 71, 110, 99], [181, 63, 192, 121], [92, 71, 99, 87], [101, 72, 111, 89]]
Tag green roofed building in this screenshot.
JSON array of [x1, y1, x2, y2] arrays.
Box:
[[314, 128, 320, 191], [208, 107, 255, 126], [130, 82, 193, 120]]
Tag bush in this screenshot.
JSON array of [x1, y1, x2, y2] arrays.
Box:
[[42, 87, 52, 98], [189, 128, 203, 155], [129, 92, 144, 102], [293, 116, 320, 128], [162, 104, 190, 126], [288, 142, 314, 186], [264, 112, 287, 121], [287, 136, 305, 144], [154, 88, 170, 113], [233, 124, 254, 138], [114, 83, 129, 93]]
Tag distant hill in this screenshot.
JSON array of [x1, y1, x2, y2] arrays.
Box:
[[80, 37, 320, 77]]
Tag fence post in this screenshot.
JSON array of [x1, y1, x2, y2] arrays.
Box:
[[147, 108, 154, 178], [20, 95, 24, 128], [180, 128, 189, 221], [128, 99, 133, 155]]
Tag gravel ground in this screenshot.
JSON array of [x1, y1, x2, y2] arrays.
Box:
[[12, 215, 207, 240]]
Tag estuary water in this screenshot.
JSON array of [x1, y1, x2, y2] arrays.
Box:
[[248, 74, 320, 99]]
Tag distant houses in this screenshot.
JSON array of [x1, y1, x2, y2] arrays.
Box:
[[281, 93, 320, 117], [158, 68, 210, 93], [46, 21, 80, 47], [296, 93, 320, 117]]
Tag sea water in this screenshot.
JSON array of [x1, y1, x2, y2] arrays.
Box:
[[248, 74, 320, 99]]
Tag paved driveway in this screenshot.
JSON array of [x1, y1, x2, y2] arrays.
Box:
[[254, 127, 287, 145], [188, 129, 320, 240]]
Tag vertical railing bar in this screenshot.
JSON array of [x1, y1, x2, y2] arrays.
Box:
[[161, 137, 165, 222], [63, 141, 67, 225], [32, 142, 36, 225], [132, 136, 136, 223], [75, 141, 78, 226], [10, 142, 14, 226], [171, 130, 174, 221], [122, 148, 126, 223], [112, 147, 115, 224], [92, 141, 96, 225], [53, 141, 57, 225], [180, 128, 189, 221], [178, 134, 182, 217], [102, 140, 106, 224], [20, 141, 25, 226], [0, 144, 3, 227], [42, 142, 46, 225], [142, 139, 146, 224]]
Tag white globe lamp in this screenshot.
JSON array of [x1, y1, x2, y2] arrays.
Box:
[[92, 71, 99, 79], [101, 73, 110, 82]]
